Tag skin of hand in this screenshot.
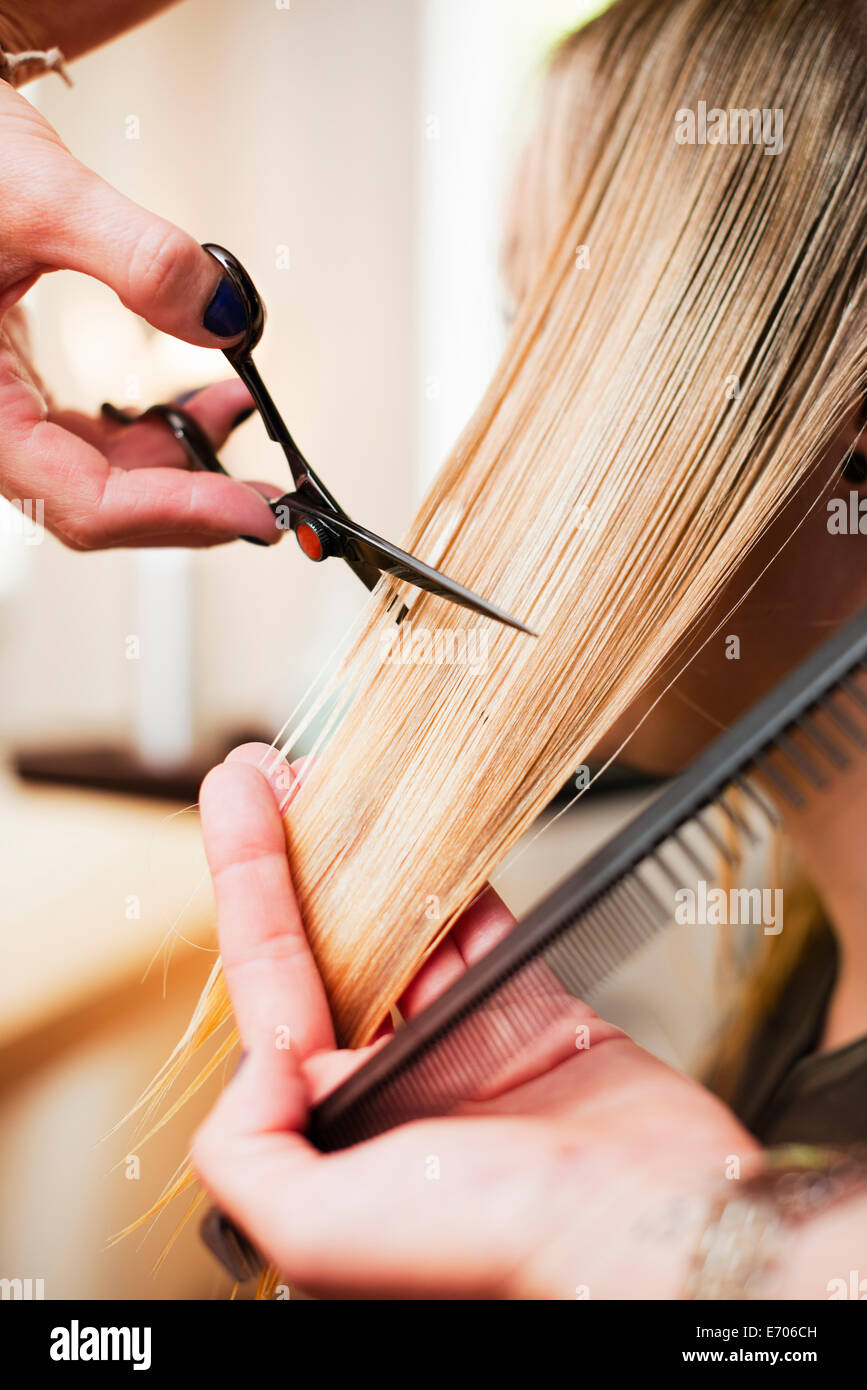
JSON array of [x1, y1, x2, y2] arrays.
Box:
[[192, 743, 760, 1301], [0, 75, 282, 548]]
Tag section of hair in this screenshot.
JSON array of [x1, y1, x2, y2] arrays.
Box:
[[275, 0, 867, 1045]]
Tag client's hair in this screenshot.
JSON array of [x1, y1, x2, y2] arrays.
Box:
[[277, 0, 867, 1046], [139, 0, 867, 1221]]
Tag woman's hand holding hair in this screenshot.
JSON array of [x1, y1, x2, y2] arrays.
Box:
[[0, 75, 281, 549], [193, 743, 762, 1300]]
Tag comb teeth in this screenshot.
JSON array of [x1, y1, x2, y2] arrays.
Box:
[[734, 774, 781, 827], [797, 713, 851, 772], [649, 849, 686, 894], [753, 749, 805, 808], [670, 828, 715, 883], [717, 790, 760, 844], [843, 669, 867, 712], [621, 873, 670, 928], [774, 731, 830, 790], [309, 607, 867, 1154], [821, 694, 867, 750], [630, 866, 672, 918], [329, 964, 567, 1148], [694, 808, 741, 866]]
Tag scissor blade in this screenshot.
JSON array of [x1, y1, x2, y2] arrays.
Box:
[[277, 494, 535, 636], [334, 552, 383, 595]]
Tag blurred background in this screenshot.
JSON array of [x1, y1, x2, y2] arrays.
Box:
[[0, 0, 737, 1300]]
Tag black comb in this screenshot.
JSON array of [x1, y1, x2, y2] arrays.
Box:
[[308, 605, 867, 1152]]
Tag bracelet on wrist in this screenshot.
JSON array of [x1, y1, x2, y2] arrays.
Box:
[[0, 45, 71, 88], [684, 1144, 867, 1300]]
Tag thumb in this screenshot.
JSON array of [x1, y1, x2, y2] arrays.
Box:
[[192, 1045, 318, 1255], [204, 1044, 310, 1143], [34, 160, 248, 348]]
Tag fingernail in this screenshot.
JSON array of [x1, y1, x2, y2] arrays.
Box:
[[232, 405, 255, 429], [175, 387, 206, 405], [203, 275, 248, 339], [200, 1208, 260, 1282], [239, 486, 281, 548]]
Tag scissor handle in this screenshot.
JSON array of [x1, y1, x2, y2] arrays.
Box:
[[101, 401, 229, 476], [201, 243, 266, 361], [101, 399, 278, 548], [200, 243, 345, 513]]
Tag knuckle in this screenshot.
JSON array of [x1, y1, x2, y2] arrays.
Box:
[[129, 221, 197, 307], [57, 517, 97, 552], [55, 495, 113, 552]]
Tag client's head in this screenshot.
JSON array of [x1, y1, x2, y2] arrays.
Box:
[[504, 0, 867, 775]]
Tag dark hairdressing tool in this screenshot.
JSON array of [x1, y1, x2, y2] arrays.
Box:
[[102, 244, 534, 637], [201, 606, 867, 1280]]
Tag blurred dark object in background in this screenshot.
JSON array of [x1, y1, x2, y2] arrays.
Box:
[[12, 727, 271, 802]]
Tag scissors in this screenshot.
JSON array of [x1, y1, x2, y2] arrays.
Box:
[[102, 244, 534, 636]]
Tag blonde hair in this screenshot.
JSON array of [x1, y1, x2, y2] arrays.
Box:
[[277, 0, 867, 1046], [139, 0, 867, 1220]]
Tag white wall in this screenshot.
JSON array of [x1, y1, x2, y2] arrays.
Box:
[[415, 0, 590, 488], [0, 0, 421, 752]]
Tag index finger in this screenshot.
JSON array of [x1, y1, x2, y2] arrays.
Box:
[[199, 753, 335, 1058]]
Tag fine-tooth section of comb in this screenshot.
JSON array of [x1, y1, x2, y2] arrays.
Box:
[[717, 790, 759, 845], [796, 716, 850, 772], [844, 675, 867, 712], [734, 774, 781, 826], [308, 607, 867, 1153], [823, 695, 867, 749]]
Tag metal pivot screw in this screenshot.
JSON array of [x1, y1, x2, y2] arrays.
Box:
[[295, 517, 337, 562]]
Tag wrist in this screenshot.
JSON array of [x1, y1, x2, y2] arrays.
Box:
[[686, 1145, 867, 1301], [512, 1141, 738, 1300], [771, 1174, 867, 1299]]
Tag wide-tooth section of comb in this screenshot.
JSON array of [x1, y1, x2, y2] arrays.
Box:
[[308, 611, 867, 1153]]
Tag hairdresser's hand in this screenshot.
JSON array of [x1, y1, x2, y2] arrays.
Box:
[[193, 744, 761, 1300], [0, 79, 280, 548]]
